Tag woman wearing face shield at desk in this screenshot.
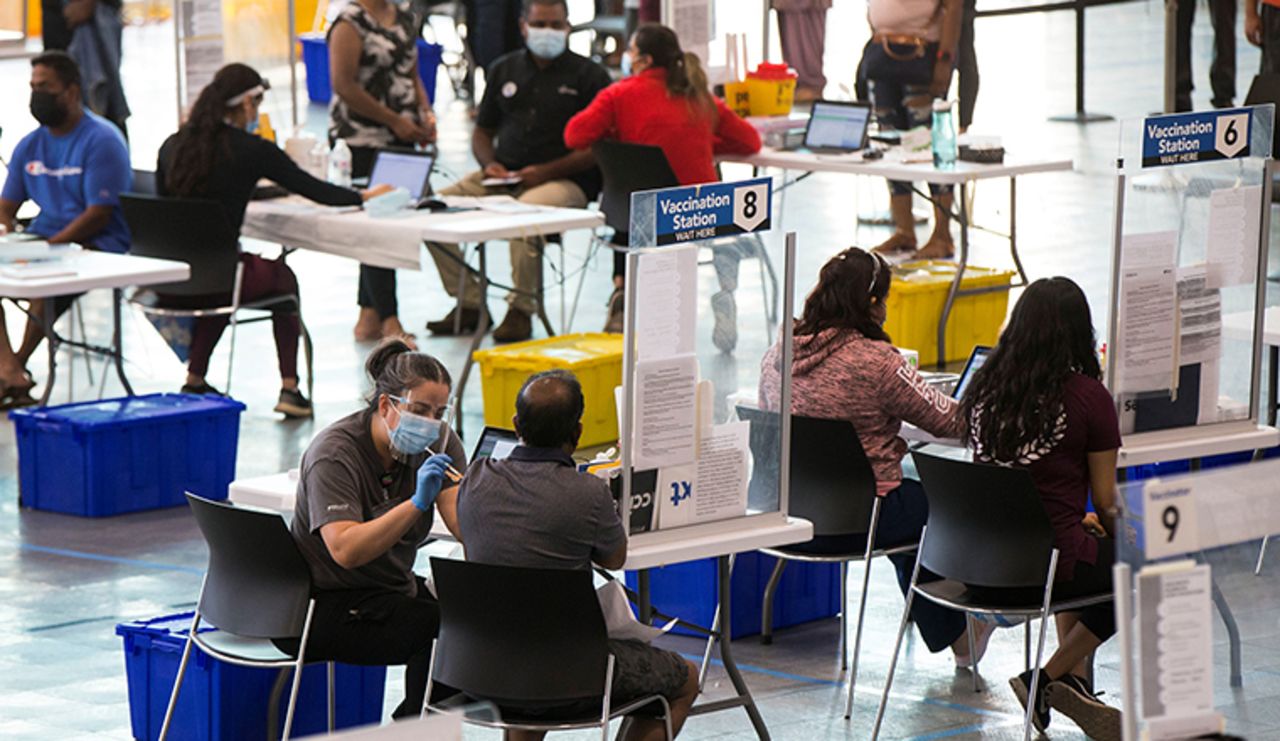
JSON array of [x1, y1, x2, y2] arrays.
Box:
[[278, 338, 465, 719]]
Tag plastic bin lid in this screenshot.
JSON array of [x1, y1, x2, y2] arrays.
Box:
[[890, 260, 1015, 291], [9, 393, 246, 427], [748, 63, 796, 80], [115, 611, 216, 639], [474, 333, 622, 367]]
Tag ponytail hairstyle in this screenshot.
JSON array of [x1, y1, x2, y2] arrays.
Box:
[[632, 23, 717, 121], [165, 63, 266, 197], [794, 247, 892, 345], [365, 337, 453, 407]]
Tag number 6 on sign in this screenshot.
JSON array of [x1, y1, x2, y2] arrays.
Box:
[[1215, 112, 1249, 159], [732, 181, 770, 233]]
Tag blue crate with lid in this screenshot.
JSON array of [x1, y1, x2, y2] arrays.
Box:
[[117, 612, 386, 740], [9, 393, 245, 517]]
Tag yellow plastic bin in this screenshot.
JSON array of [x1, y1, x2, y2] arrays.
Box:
[[723, 80, 753, 118], [472, 334, 623, 448], [883, 261, 1015, 367], [745, 63, 797, 117]]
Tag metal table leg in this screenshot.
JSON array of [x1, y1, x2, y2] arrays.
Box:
[[112, 288, 134, 396], [936, 183, 971, 369], [38, 300, 58, 406], [713, 555, 770, 740], [1269, 345, 1278, 428], [1008, 176, 1028, 285], [638, 569, 652, 625], [451, 244, 490, 441], [1210, 574, 1244, 688]]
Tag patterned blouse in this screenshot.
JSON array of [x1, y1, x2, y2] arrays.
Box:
[[327, 2, 422, 148]]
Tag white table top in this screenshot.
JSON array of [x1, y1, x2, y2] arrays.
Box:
[[1222, 307, 1280, 345], [623, 515, 813, 571], [721, 147, 1074, 184], [242, 198, 604, 271], [228, 472, 456, 540], [0, 249, 190, 299]]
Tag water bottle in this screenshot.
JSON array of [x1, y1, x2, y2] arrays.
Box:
[[308, 140, 330, 181], [329, 139, 352, 188], [931, 100, 957, 169]]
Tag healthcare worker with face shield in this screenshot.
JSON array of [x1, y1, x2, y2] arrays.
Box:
[[281, 338, 466, 719]]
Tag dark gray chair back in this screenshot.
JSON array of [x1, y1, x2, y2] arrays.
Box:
[[737, 407, 878, 538], [591, 140, 679, 236], [186, 493, 312, 639], [121, 194, 239, 295], [911, 452, 1055, 588], [431, 558, 609, 704], [130, 169, 157, 196]]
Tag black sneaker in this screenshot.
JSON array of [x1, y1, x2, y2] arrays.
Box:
[[1048, 674, 1122, 741], [274, 388, 313, 419], [1009, 668, 1051, 733], [181, 381, 224, 396]]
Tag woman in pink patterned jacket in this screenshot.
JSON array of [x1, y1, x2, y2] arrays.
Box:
[[759, 247, 990, 664]]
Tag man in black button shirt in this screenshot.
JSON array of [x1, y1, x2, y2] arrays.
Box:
[[425, 0, 612, 343]]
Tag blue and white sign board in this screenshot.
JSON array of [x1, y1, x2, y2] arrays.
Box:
[[1141, 108, 1252, 168], [629, 177, 773, 246]]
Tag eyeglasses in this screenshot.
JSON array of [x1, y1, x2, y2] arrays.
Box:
[[390, 394, 451, 421]]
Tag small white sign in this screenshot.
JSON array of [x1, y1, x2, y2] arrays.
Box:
[[732, 181, 769, 233], [1214, 112, 1249, 159], [1143, 480, 1202, 560]]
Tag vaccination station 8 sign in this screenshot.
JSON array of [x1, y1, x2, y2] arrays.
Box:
[[629, 177, 773, 246], [1142, 108, 1251, 168]]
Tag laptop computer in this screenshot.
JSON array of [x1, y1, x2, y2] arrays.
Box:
[[1245, 75, 1280, 159], [470, 426, 519, 463], [951, 345, 992, 401], [791, 100, 872, 154], [368, 149, 436, 202]]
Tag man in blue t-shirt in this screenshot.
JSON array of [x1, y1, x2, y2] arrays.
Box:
[[0, 51, 131, 407]]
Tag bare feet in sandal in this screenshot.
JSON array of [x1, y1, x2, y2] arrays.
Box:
[[354, 308, 382, 342], [914, 236, 955, 260], [380, 317, 418, 350], [873, 232, 917, 254]]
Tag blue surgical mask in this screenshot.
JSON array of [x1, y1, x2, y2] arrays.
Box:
[[620, 52, 632, 78], [387, 409, 442, 461], [246, 117, 260, 135], [526, 27, 568, 60]]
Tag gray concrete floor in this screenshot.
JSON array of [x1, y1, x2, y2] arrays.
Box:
[[1, 1, 1280, 739]]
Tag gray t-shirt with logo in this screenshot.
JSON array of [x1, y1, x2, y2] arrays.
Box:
[[291, 408, 467, 597]]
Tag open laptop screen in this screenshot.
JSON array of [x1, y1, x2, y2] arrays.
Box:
[[803, 101, 872, 151], [471, 426, 519, 463], [368, 150, 435, 200], [952, 346, 992, 401]]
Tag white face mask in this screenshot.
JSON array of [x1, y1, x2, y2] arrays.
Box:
[[526, 27, 568, 60]]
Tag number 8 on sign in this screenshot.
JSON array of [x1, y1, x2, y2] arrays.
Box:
[[732, 181, 770, 233]]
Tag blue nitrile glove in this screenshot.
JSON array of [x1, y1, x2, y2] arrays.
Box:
[[411, 454, 453, 512]]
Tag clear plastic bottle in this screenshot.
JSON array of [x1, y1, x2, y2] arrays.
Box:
[[329, 139, 352, 187], [308, 140, 330, 181], [931, 100, 957, 169]]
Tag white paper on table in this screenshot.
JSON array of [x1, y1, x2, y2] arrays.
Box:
[[656, 463, 697, 530], [633, 354, 699, 470], [634, 249, 698, 361], [1136, 562, 1218, 738], [1121, 231, 1178, 272], [597, 580, 678, 643], [692, 421, 750, 523], [1117, 267, 1178, 393], [1205, 185, 1262, 288]]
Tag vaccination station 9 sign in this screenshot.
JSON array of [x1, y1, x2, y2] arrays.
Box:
[[629, 177, 773, 246], [1142, 108, 1251, 168]]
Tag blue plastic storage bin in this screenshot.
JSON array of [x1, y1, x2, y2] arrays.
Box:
[[625, 551, 841, 640], [301, 34, 442, 105], [117, 613, 387, 741], [9, 393, 245, 517]]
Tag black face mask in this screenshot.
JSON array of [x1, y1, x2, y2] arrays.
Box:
[[30, 91, 68, 128]]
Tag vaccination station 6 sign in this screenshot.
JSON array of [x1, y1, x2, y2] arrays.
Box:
[[1142, 108, 1251, 168], [629, 177, 773, 246]]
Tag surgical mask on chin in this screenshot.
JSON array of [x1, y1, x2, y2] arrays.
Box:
[[386, 410, 442, 461], [526, 27, 568, 60], [246, 117, 260, 135], [620, 53, 632, 78], [30, 91, 68, 128]]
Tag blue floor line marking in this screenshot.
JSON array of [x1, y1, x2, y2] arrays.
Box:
[[14, 542, 204, 575], [906, 719, 1024, 740], [678, 651, 1021, 722]]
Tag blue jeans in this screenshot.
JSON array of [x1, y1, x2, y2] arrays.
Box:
[[869, 76, 954, 199], [787, 479, 968, 654]]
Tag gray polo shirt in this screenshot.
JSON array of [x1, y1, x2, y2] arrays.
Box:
[[457, 446, 626, 570], [291, 408, 467, 597]]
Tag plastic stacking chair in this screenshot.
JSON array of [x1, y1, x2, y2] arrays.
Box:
[[871, 453, 1113, 741], [161, 493, 333, 741], [737, 406, 917, 719], [425, 558, 674, 741], [120, 194, 315, 399]]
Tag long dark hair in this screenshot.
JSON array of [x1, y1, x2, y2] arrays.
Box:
[[794, 246, 892, 344], [166, 64, 265, 197], [633, 23, 715, 120], [365, 338, 453, 407], [961, 277, 1102, 462]]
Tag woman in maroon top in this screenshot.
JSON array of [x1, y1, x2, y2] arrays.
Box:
[[564, 24, 761, 342], [961, 277, 1122, 739]]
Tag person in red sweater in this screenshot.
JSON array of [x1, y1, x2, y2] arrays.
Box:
[[758, 247, 990, 667], [564, 23, 761, 349]]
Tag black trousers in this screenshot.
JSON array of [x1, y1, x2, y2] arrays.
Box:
[[1176, 0, 1237, 111], [957, 0, 979, 130], [1262, 5, 1280, 76], [274, 577, 440, 719], [350, 144, 403, 320]]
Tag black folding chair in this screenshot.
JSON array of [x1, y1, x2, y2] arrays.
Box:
[[871, 453, 1113, 741], [161, 493, 333, 741], [738, 406, 917, 719], [426, 558, 673, 741], [120, 194, 314, 399]]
